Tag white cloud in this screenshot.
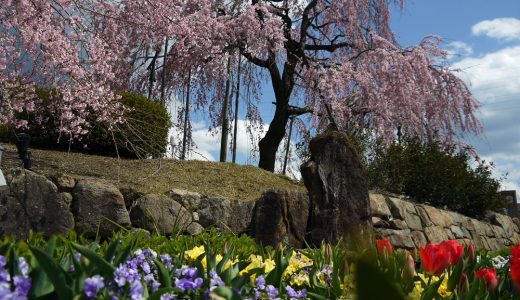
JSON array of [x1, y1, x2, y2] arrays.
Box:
[[446, 41, 473, 57], [472, 18, 520, 41], [452, 41, 520, 196], [454, 45, 520, 103]]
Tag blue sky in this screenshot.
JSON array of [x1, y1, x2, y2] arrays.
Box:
[[391, 1, 520, 193], [170, 0, 520, 192]]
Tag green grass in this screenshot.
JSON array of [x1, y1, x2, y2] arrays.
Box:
[[0, 143, 305, 201]]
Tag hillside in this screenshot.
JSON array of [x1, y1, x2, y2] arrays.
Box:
[[0, 143, 305, 201]]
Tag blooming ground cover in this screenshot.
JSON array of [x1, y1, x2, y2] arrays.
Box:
[[1, 229, 520, 299]]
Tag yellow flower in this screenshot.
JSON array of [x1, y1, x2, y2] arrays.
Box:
[[283, 252, 314, 279], [289, 270, 310, 287], [408, 273, 452, 300], [239, 254, 276, 281], [184, 246, 205, 262], [200, 254, 238, 271]]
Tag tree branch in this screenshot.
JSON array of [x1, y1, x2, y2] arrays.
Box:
[[305, 41, 354, 52]]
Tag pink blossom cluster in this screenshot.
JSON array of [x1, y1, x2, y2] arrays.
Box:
[[0, 0, 481, 148]]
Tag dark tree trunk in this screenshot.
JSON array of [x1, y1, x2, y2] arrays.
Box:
[[258, 62, 293, 171], [258, 100, 289, 171]]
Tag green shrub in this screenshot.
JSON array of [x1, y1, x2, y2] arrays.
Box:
[[367, 138, 508, 218], [0, 89, 170, 158]]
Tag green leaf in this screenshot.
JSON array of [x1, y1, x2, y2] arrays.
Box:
[[420, 275, 445, 300], [217, 243, 235, 274], [447, 259, 464, 291], [29, 246, 73, 300], [153, 259, 172, 288], [28, 267, 55, 298], [45, 236, 57, 257], [210, 286, 242, 300], [356, 259, 405, 300], [71, 243, 115, 277], [265, 249, 288, 288], [104, 239, 120, 262], [307, 291, 329, 300], [148, 288, 176, 300], [459, 274, 480, 300], [114, 238, 136, 266]]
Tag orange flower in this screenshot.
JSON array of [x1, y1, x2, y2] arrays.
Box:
[[419, 243, 451, 276], [439, 240, 464, 265], [376, 239, 393, 256], [476, 268, 498, 292]]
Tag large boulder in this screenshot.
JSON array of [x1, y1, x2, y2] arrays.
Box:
[[0, 168, 74, 238], [72, 178, 131, 238], [169, 189, 255, 234], [129, 194, 192, 235], [300, 131, 373, 247], [251, 189, 310, 248]]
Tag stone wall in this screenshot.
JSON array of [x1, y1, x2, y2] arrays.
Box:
[[1, 167, 518, 251], [370, 193, 520, 251]]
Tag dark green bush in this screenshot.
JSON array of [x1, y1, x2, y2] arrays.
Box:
[[367, 138, 508, 218], [0, 90, 170, 158]]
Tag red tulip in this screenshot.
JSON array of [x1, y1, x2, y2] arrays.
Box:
[[467, 244, 475, 265], [376, 239, 393, 256], [420, 243, 451, 276], [476, 268, 498, 292], [510, 257, 520, 293], [512, 243, 520, 258], [439, 240, 464, 265]]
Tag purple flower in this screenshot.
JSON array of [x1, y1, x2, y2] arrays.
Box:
[[182, 267, 198, 279], [175, 277, 203, 292], [130, 280, 144, 300], [286, 285, 307, 299], [266, 285, 278, 298], [160, 293, 176, 300], [0, 282, 11, 299], [144, 274, 160, 292], [256, 275, 266, 290], [0, 256, 6, 268], [209, 270, 224, 289], [0, 269, 10, 282], [84, 275, 105, 298], [160, 254, 173, 271], [69, 253, 81, 272], [18, 258, 29, 276], [114, 265, 140, 287]]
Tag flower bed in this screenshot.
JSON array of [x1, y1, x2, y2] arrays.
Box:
[[0, 229, 520, 299]]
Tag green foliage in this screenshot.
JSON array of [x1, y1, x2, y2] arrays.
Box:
[[1, 230, 520, 299], [367, 138, 508, 218], [0, 89, 170, 158]]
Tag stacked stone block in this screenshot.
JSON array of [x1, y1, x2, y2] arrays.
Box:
[[370, 193, 520, 250]]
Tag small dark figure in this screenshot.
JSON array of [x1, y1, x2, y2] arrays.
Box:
[[15, 133, 32, 170]]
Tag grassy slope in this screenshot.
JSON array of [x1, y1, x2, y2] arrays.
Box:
[[0, 143, 305, 201]]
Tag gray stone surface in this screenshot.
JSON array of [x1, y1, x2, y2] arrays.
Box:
[[251, 189, 310, 248], [386, 197, 417, 220], [370, 194, 392, 219], [375, 229, 415, 249], [72, 178, 131, 238], [129, 194, 191, 235], [411, 230, 428, 248], [185, 222, 205, 236], [301, 132, 373, 247], [50, 173, 76, 192], [424, 226, 450, 243], [0, 168, 74, 238], [170, 189, 255, 234]]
